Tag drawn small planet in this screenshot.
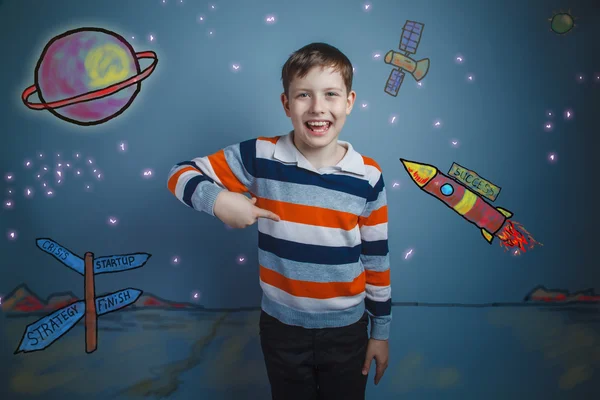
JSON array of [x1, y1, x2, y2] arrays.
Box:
[[21, 27, 158, 126], [550, 12, 575, 35]]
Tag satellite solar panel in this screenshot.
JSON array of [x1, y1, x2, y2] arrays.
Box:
[[399, 21, 424, 54], [400, 37, 412, 53], [385, 68, 404, 97], [405, 20, 423, 33]]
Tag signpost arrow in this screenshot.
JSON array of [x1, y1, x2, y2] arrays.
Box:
[[14, 301, 84, 354], [36, 238, 85, 275], [93, 253, 151, 275], [95, 288, 143, 315], [14, 288, 142, 354]]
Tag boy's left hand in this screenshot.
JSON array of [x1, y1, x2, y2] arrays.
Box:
[[362, 338, 389, 385]]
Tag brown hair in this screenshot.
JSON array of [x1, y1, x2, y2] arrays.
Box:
[[281, 42, 353, 98]]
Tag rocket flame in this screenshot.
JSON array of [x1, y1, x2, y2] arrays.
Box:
[[497, 220, 542, 253]]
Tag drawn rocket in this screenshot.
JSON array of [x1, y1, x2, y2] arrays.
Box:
[[400, 159, 514, 244]]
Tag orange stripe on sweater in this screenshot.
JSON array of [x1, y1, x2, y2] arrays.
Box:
[[257, 198, 358, 230], [208, 150, 248, 193], [167, 166, 198, 195], [362, 156, 381, 171], [260, 266, 366, 299], [257, 136, 279, 144], [359, 205, 388, 227], [365, 269, 390, 286]]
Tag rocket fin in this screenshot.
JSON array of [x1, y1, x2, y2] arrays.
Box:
[[496, 207, 513, 218], [481, 229, 494, 243]]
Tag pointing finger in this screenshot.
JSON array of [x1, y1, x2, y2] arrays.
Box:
[[255, 207, 280, 222]]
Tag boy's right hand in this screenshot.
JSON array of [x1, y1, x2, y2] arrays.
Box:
[[213, 191, 280, 228]]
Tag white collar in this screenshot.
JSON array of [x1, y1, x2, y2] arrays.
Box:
[[273, 131, 366, 176]]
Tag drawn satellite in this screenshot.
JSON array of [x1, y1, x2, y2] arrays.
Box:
[[384, 20, 430, 97]]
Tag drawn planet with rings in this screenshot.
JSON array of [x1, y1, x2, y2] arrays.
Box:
[[21, 27, 158, 126]]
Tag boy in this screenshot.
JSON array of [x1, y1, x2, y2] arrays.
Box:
[[167, 42, 391, 399]]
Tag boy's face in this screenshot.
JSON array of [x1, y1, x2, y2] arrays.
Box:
[[281, 66, 356, 151]]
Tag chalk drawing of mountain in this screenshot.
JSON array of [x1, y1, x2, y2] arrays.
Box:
[[1, 284, 199, 315], [1, 284, 47, 313], [524, 285, 600, 303], [3, 283, 598, 316], [46, 291, 79, 310], [130, 293, 198, 310]]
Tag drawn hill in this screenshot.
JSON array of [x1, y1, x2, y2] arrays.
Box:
[[1, 284, 200, 315], [524, 285, 600, 303], [1, 284, 598, 316]]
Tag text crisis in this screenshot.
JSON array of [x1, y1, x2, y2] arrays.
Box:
[[40, 239, 71, 261]]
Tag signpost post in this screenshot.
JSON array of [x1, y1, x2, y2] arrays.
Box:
[[14, 238, 151, 354], [84, 252, 97, 353]]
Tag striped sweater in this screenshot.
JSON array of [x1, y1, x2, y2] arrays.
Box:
[[167, 132, 391, 340]]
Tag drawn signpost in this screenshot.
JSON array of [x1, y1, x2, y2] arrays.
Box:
[[15, 238, 151, 354]]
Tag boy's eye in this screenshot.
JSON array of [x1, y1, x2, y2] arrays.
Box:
[[297, 92, 338, 98]]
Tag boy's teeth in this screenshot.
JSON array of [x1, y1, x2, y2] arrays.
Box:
[[307, 122, 329, 126]]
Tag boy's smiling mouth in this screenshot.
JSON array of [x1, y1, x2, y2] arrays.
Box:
[[305, 120, 331, 135]]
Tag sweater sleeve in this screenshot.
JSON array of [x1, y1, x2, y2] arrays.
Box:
[[167, 139, 256, 216], [359, 170, 392, 340]]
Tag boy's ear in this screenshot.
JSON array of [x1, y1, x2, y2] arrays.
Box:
[[346, 90, 357, 115], [281, 93, 291, 117]]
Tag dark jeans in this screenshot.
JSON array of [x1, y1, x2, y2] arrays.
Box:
[[259, 310, 369, 400]]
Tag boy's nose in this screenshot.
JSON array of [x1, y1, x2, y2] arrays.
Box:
[[309, 98, 326, 113]]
